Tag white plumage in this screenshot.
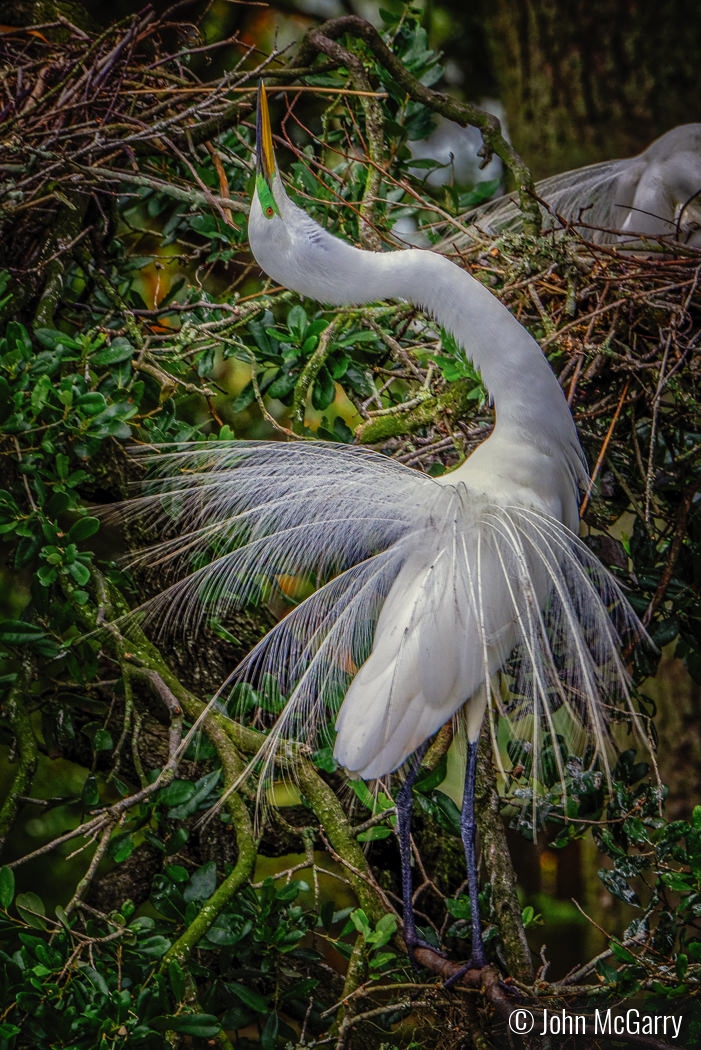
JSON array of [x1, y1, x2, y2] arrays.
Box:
[[461, 124, 701, 246], [125, 435, 639, 789], [123, 87, 647, 791], [118, 85, 649, 966]]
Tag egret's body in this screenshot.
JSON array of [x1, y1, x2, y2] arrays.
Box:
[[128, 87, 645, 969], [462, 123, 701, 247]]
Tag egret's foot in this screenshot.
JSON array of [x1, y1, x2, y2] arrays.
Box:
[[443, 946, 487, 988], [403, 927, 445, 968]]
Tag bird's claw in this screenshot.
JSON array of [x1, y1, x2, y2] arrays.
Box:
[[443, 949, 487, 989], [404, 931, 445, 969]]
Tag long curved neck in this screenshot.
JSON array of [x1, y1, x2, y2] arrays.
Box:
[[312, 240, 579, 450], [250, 184, 584, 482], [371, 249, 562, 429]]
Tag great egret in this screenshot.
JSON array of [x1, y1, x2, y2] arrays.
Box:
[[126, 84, 646, 970], [463, 124, 701, 247]]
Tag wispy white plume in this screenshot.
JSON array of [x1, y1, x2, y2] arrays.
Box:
[[109, 438, 650, 817]]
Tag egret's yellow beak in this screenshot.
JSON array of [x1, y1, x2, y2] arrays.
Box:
[[256, 81, 276, 186]]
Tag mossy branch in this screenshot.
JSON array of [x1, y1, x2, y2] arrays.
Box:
[[475, 733, 534, 982], [93, 574, 387, 952], [355, 378, 482, 443], [299, 25, 386, 248], [0, 654, 38, 856]]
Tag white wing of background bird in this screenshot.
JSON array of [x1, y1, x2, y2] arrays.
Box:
[[459, 123, 701, 246]]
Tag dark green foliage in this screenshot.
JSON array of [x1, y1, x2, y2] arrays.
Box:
[[0, 863, 326, 1049], [0, 4, 699, 1047]]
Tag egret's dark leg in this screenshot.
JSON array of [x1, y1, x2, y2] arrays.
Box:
[[396, 745, 432, 958], [459, 737, 486, 968]]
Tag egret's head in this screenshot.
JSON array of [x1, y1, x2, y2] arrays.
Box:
[[254, 81, 281, 221], [248, 81, 302, 282], [248, 81, 364, 304]]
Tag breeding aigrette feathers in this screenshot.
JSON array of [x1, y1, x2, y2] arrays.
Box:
[[122, 439, 643, 789]]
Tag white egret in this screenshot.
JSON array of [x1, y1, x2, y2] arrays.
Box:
[[463, 124, 701, 247], [126, 84, 647, 970]]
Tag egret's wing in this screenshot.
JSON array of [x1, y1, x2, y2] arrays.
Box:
[[462, 158, 633, 241], [333, 494, 646, 783], [109, 440, 449, 788]]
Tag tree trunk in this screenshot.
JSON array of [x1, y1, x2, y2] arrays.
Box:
[[463, 0, 701, 176]]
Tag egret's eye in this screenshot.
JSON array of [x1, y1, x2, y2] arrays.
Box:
[[265, 206, 275, 218]]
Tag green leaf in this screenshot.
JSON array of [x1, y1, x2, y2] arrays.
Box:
[[312, 747, 337, 773], [92, 728, 113, 752], [445, 895, 471, 919], [596, 959, 620, 984], [598, 868, 641, 906], [230, 380, 255, 413], [333, 415, 354, 442], [414, 754, 448, 794], [228, 981, 269, 1013], [55, 452, 70, 480], [110, 834, 135, 863], [344, 363, 374, 397], [67, 560, 91, 586], [76, 391, 108, 415], [275, 881, 301, 903], [609, 939, 637, 964], [168, 960, 187, 1002], [34, 327, 79, 350], [349, 779, 376, 811], [0, 376, 11, 422], [357, 826, 393, 842], [140, 934, 172, 958], [349, 909, 371, 937], [267, 370, 297, 400], [660, 871, 693, 893], [183, 861, 217, 902], [16, 892, 48, 929], [91, 339, 134, 366], [167, 767, 220, 819], [151, 1014, 221, 1037], [159, 780, 196, 806], [30, 373, 52, 413], [82, 773, 100, 807], [369, 950, 398, 970], [0, 619, 45, 645], [261, 1009, 279, 1050], [67, 516, 100, 543], [55, 905, 71, 928], [311, 365, 335, 410], [286, 304, 308, 339], [419, 790, 461, 835]]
